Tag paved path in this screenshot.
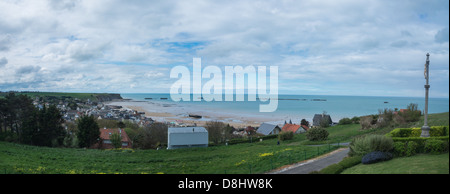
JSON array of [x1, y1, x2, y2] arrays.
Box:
[[269, 147, 350, 174]]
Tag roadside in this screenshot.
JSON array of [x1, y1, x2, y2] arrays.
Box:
[[268, 145, 350, 174]]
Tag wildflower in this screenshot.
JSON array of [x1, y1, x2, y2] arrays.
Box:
[[258, 152, 274, 157]]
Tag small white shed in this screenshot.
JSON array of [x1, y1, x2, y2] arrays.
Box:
[[167, 127, 209, 149]]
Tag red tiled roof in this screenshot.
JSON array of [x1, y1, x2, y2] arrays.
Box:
[[301, 125, 309, 131], [282, 124, 301, 133], [99, 128, 131, 143]]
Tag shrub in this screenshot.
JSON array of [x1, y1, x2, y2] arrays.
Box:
[[339, 118, 352, 125], [393, 141, 406, 157], [318, 155, 362, 174], [424, 139, 445, 154], [306, 127, 329, 141], [387, 126, 448, 138], [406, 141, 418, 157], [361, 151, 393, 164], [360, 116, 373, 130], [349, 135, 394, 156], [278, 131, 294, 141], [351, 116, 360, 124]]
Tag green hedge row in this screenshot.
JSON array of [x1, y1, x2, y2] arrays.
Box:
[[315, 155, 363, 174], [386, 126, 449, 137], [392, 136, 449, 156]]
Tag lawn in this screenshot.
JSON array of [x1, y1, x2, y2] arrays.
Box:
[[0, 137, 340, 174], [341, 153, 449, 174]]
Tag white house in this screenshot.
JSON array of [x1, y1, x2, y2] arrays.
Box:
[[167, 127, 209, 149]]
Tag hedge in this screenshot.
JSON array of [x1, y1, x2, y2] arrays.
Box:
[[387, 126, 448, 138], [317, 155, 362, 174], [392, 136, 449, 155]]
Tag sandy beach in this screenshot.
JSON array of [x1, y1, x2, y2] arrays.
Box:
[[105, 100, 284, 128]]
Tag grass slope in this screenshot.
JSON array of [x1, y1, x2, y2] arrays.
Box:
[[0, 137, 340, 174], [341, 153, 449, 174]]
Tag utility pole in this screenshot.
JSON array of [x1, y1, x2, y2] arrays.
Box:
[[421, 53, 430, 137]]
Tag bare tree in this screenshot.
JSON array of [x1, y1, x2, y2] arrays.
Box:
[[205, 121, 230, 145]]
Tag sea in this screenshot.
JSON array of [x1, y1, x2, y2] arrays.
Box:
[[120, 93, 449, 123]]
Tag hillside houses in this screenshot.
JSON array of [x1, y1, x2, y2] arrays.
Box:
[[281, 123, 309, 134], [32, 97, 155, 127]]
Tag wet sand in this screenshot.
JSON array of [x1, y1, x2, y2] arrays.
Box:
[[105, 100, 283, 128]]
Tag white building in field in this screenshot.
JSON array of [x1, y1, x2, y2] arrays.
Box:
[[167, 127, 209, 149]]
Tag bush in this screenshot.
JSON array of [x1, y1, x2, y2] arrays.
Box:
[[338, 118, 352, 125], [278, 131, 294, 141], [360, 116, 373, 130], [318, 155, 362, 174], [351, 116, 360, 124], [424, 139, 446, 154], [393, 142, 406, 157], [361, 151, 393, 164], [306, 127, 329, 141], [349, 135, 394, 156], [406, 141, 418, 156], [387, 126, 448, 138]]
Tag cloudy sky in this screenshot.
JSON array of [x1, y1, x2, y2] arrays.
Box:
[[0, 0, 448, 97]]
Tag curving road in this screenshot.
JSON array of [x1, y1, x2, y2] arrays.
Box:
[[269, 147, 350, 174]]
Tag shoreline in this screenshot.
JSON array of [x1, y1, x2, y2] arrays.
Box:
[[105, 100, 285, 128]]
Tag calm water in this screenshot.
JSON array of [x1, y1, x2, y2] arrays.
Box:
[[121, 93, 449, 122]]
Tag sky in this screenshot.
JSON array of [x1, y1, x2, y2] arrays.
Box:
[[0, 0, 449, 98]]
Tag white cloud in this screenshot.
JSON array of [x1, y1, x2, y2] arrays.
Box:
[[0, 0, 448, 97]]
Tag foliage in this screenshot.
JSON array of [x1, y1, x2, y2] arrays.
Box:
[[424, 139, 446, 154], [361, 151, 393, 164], [406, 141, 418, 156], [338, 117, 352, 125], [133, 122, 168, 149], [387, 126, 448, 138], [360, 116, 374, 130], [205, 121, 231, 145], [300, 119, 309, 126], [306, 127, 329, 141], [0, 93, 65, 147], [351, 116, 360, 124], [109, 133, 122, 149], [318, 155, 362, 174], [278, 131, 294, 141], [349, 135, 393, 156], [76, 115, 100, 148], [400, 103, 421, 122]]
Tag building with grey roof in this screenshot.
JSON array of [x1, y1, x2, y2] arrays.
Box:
[[312, 114, 332, 127], [256, 123, 281, 136], [167, 127, 209, 149]]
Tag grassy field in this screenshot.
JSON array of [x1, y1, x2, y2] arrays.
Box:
[[0, 112, 447, 174], [341, 153, 449, 174], [0, 136, 340, 174]]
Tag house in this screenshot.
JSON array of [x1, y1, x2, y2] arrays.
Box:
[[256, 123, 281, 136], [94, 128, 132, 149], [281, 123, 309, 134], [313, 113, 333, 127], [167, 127, 209, 149]]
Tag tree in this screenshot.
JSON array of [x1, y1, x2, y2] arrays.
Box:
[[300, 119, 309, 126], [134, 122, 168, 149], [33, 105, 65, 147], [306, 127, 329, 141], [109, 132, 122, 149], [205, 121, 229, 145], [76, 115, 100, 148]]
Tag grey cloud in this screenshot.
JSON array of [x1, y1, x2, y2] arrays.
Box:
[[16, 65, 41, 75], [0, 57, 7, 67], [0, 35, 12, 51], [390, 40, 408, 48], [435, 27, 449, 43]]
